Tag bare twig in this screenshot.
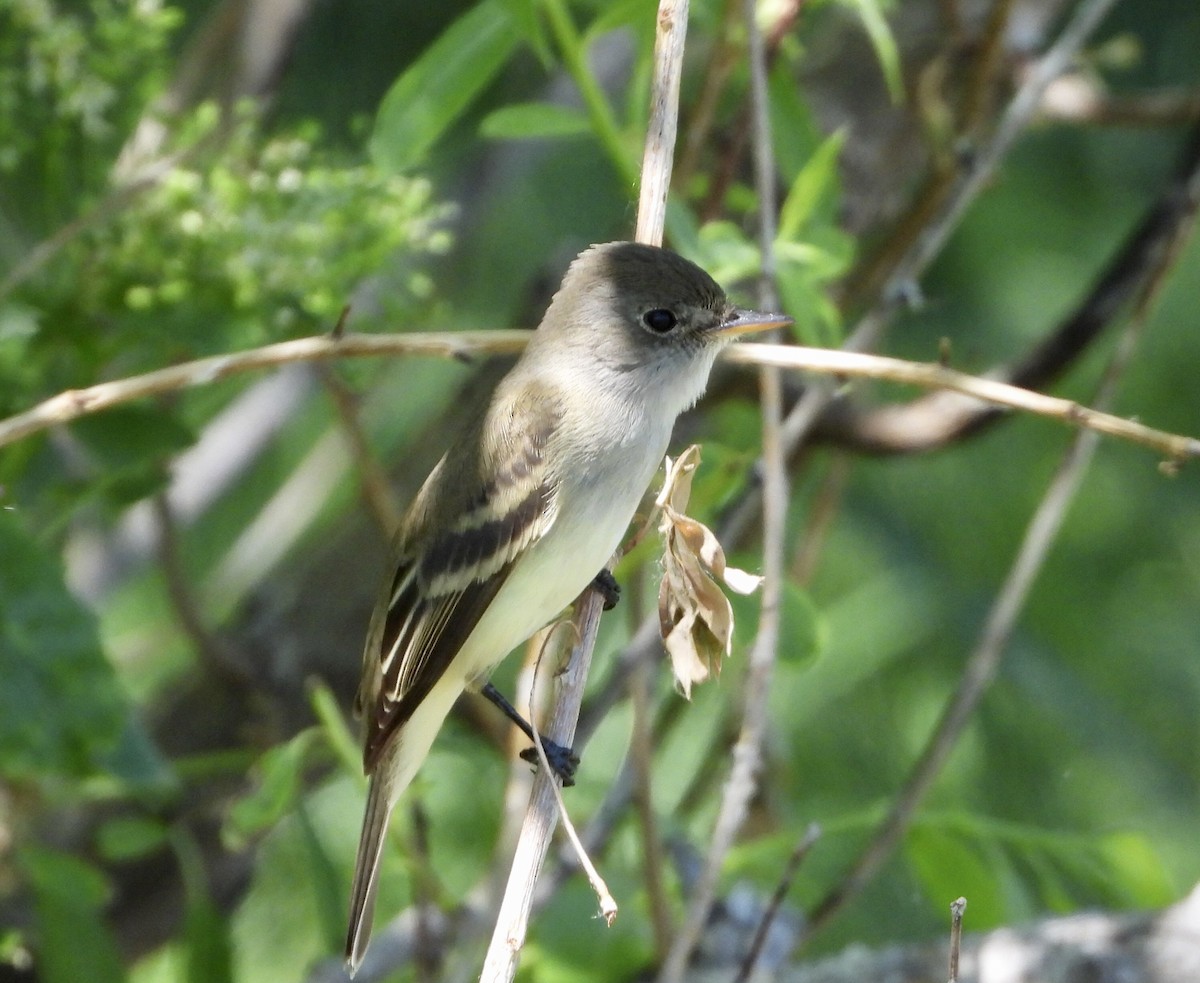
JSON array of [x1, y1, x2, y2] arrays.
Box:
[[844, 0, 1122, 320], [948, 896, 967, 983], [733, 823, 821, 983], [636, 0, 690, 247], [724, 344, 1200, 463], [960, 0, 1016, 133], [478, 589, 607, 983], [525, 640, 618, 925], [317, 365, 402, 538], [479, 5, 690, 980], [815, 121, 1200, 455], [657, 3, 787, 977], [0, 330, 528, 450]]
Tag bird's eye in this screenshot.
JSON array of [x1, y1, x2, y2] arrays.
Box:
[[642, 308, 677, 334]]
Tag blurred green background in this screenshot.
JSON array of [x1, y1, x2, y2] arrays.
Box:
[[1, 0, 1198, 981]]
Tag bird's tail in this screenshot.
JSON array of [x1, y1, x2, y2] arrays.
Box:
[[343, 672, 467, 974], [345, 772, 391, 976]]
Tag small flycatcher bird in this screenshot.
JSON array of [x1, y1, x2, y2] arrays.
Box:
[[345, 241, 790, 971]]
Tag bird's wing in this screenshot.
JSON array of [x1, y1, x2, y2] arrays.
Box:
[[356, 389, 561, 772]]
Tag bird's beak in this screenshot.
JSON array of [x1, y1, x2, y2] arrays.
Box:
[[716, 309, 794, 338]]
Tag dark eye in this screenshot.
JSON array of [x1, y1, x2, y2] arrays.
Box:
[[642, 308, 677, 333]]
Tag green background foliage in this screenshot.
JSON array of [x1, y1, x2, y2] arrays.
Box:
[[1, 0, 1198, 980]]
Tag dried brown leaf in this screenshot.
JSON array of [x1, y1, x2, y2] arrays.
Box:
[[656, 446, 764, 697]]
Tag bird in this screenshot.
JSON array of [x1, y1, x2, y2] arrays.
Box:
[[345, 240, 791, 972]]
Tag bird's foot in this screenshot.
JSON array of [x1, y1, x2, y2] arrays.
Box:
[[592, 569, 621, 611], [520, 739, 579, 786]]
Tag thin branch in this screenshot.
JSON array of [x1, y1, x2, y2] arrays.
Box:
[[657, 2, 786, 976], [317, 365, 401, 538], [478, 589, 607, 983], [844, 0, 1123, 319], [733, 823, 821, 983], [6, 330, 1196, 465], [724, 344, 1200, 463], [479, 4, 690, 980], [949, 897, 967, 983], [0, 330, 528, 450], [637, 0, 690, 247], [525, 641, 618, 925], [815, 120, 1200, 454], [960, 0, 1016, 134]]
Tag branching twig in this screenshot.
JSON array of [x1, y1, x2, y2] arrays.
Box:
[[5, 333, 1197, 464], [478, 588, 607, 983]]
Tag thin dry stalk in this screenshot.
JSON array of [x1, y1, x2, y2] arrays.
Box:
[[949, 897, 967, 983], [478, 590, 607, 983], [733, 823, 822, 983], [656, 2, 787, 977], [479, 3, 691, 979]]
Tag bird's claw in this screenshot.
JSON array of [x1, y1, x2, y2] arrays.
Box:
[[520, 739, 579, 786], [593, 569, 621, 611]]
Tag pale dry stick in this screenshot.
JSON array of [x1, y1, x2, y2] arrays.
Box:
[[802, 192, 1196, 941], [725, 343, 1200, 463], [636, 0, 690, 248], [524, 655, 618, 926], [5, 333, 1198, 465], [656, 3, 786, 979], [478, 589, 607, 983], [479, 3, 691, 980], [948, 897, 967, 983], [0, 330, 529, 451]]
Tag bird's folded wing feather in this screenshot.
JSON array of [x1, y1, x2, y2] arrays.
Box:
[[357, 390, 561, 772]]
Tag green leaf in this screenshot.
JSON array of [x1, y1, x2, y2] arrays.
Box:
[[69, 405, 194, 471], [20, 848, 126, 983], [479, 102, 592, 140], [777, 129, 847, 243], [497, 0, 553, 65], [95, 815, 170, 862], [173, 831, 234, 983], [371, 0, 523, 171], [839, 0, 903, 102], [223, 729, 319, 849], [0, 510, 132, 779], [1089, 831, 1174, 907], [907, 822, 1006, 927]]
